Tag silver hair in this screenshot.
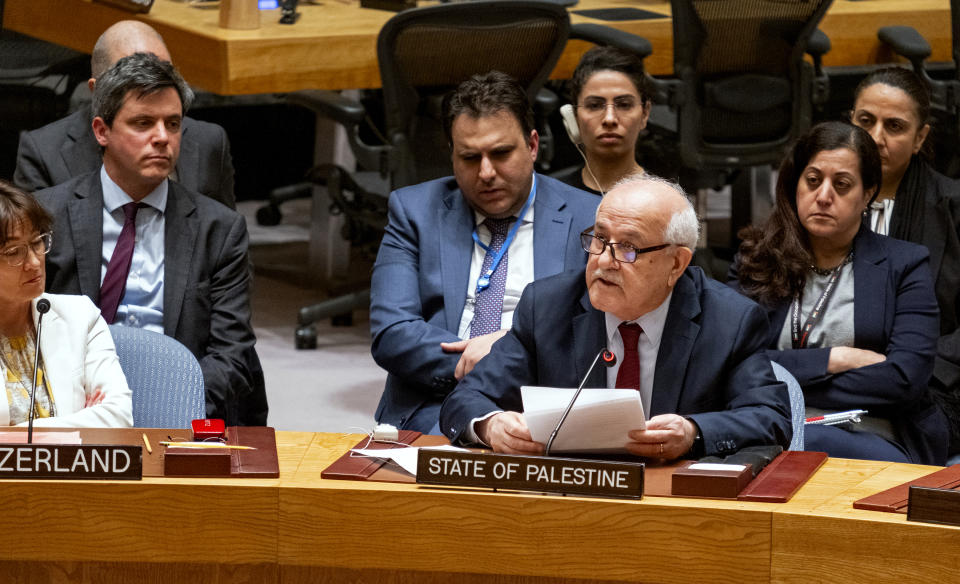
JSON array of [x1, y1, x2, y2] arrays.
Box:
[[92, 52, 193, 127], [609, 173, 700, 249]]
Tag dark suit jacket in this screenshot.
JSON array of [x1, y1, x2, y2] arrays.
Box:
[[15, 105, 236, 209], [897, 162, 960, 453], [35, 172, 266, 425], [371, 174, 600, 432], [745, 228, 947, 465], [440, 267, 793, 456]]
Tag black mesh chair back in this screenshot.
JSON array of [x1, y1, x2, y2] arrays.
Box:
[[0, 1, 89, 180], [376, 1, 570, 188], [671, 0, 832, 168]]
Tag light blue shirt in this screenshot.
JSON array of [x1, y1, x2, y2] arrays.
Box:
[[100, 166, 166, 333], [603, 291, 673, 421]]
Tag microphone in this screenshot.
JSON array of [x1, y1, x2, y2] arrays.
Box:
[[27, 298, 51, 445], [544, 348, 617, 456]]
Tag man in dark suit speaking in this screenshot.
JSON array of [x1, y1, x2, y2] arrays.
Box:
[[15, 20, 235, 209], [441, 175, 792, 459], [371, 72, 599, 433], [35, 53, 264, 425]]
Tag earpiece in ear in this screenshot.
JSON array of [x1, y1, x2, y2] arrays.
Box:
[[560, 104, 582, 145]]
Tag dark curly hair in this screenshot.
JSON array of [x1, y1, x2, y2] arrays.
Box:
[[736, 122, 882, 305]]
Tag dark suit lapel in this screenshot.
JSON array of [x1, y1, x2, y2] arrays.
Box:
[[69, 173, 106, 299], [63, 106, 102, 177], [852, 229, 888, 346], [651, 273, 701, 416], [572, 290, 607, 388], [532, 176, 572, 278], [923, 195, 950, 281], [440, 189, 474, 332], [163, 183, 198, 337], [174, 120, 199, 193]]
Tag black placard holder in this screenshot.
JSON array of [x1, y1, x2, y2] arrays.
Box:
[[907, 485, 960, 527], [0, 444, 143, 480], [417, 449, 643, 499], [92, 0, 154, 14]]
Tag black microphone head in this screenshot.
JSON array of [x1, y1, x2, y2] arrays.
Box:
[[36, 299, 51, 314], [601, 349, 617, 367]]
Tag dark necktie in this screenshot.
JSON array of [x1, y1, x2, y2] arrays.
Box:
[[100, 202, 144, 324], [470, 217, 514, 338], [616, 322, 642, 390]]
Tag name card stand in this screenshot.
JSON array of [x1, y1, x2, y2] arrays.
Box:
[[92, 0, 154, 14], [359, 0, 416, 13], [0, 444, 142, 480], [416, 449, 643, 500], [907, 485, 960, 527], [672, 461, 753, 499], [220, 0, 260, 30]]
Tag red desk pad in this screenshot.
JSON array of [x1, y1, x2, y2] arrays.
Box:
[[1, 426, 279, 478], [321, 436, 823, 502], [854, 464, 960, 513]]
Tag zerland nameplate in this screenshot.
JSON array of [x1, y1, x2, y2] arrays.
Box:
[[416, 449, 642, 499], [0, 444, 142, 480]]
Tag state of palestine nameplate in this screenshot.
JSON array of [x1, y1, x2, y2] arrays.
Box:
[[416, 449, 643, 499], [0, 444, 142, 480]]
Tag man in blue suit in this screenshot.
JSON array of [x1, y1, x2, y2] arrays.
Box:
[[440, 175, 791, 458], [371, 72, 599, 433]]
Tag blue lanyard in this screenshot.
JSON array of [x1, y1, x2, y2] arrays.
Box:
[[471, 179, 536, 295]]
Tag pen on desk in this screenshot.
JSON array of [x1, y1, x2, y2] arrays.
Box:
[[142, 433, 152, 454], [805, 409, 868, 425], [159, 441, 257, 450]]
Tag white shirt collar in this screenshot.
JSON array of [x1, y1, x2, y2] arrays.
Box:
[[100, 165, 168, 214], [604, 290, 674, 349]]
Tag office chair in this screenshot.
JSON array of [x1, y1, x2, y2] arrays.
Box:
[[877, 0, 960, 176], [261, 1, 571, 348], [109, 325, 206, 428], [566, 0, 832, 261], [0, 1, 89, 179]]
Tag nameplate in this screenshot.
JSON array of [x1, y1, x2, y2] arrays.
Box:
[[907, 485, 960, 527], [92, 0, 154, 14], [359, 0, 416, 13], [0, 444, 142, 480], [416, 450, 643, 499]]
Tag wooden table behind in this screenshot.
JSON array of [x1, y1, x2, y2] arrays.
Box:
[[1, 431, 957, 583], [3, 0, 953, 94]]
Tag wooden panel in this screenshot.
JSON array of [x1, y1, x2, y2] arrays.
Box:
[[0, 482, 277, 563], [279, 485, 771, 583], [770, 513, 960, 584], [3, 0, 951, 94]]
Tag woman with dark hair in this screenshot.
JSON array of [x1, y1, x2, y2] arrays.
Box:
[[732, 121, 948, 465], [0, 180, 132, 427], [556, 45, 652, 195], [850, 66, 960, 461]]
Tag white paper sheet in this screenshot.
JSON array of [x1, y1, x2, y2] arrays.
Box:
[[350, 444, 468, 476], [687, 463, 746, 472], [521, 386, 645, 454]]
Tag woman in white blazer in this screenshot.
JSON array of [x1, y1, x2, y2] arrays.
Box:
[[0, 180, 132, 428]]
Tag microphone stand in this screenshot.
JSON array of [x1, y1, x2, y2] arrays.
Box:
[[27, 299, 50, 445], [544, 349, 616, 457]]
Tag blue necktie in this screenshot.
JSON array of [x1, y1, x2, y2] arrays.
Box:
[[470, 217, 514, 338]]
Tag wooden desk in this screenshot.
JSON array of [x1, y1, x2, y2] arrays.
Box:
[[0, 431, 956, 583], [3, 0, 953, 94]]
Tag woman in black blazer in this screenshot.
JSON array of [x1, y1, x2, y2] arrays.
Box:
[[732, 122, 948, 465], [849, 67, 960, 461]]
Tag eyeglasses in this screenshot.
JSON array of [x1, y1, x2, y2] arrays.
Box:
[[577, 96, 641, 118], [580, 229, 671, 263], [1, 233, 52, 267]]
